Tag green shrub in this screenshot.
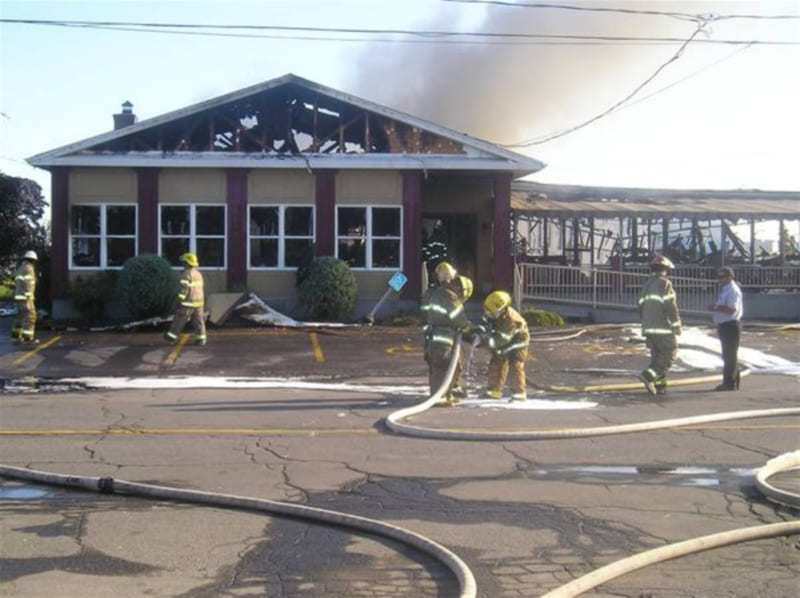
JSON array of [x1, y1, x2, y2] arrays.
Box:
[[0, 279, 13, 302], [68, 271, 118, 321], [297, 257, 357, 321], [521, 306, 566, 328], [117, 254, 178, 319]]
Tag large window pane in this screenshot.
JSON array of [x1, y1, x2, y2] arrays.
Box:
[[250, 207, 279, 236], [285, 207, 313, 236], [72, 238, 100, 267], [71, 205, 100, 235], [372, 239, 400, 268], [373, 208, 400, 237], [338, 239, 366, 268], [197, 206, 225, 235], [107, 206, 136, 235], [162, 206, 190, 235], [285, 239, 314, 268], [107, 238, 136, 267], [250, 239, 278, 267], [196, 238, 225, 267], [338, 208, 366, 237], [162, 237, 189, 266]]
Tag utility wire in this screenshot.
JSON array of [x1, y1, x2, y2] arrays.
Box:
[[2, 18, 798, 45], [506, 22, 709, 147], [443, 0, 800, 22]]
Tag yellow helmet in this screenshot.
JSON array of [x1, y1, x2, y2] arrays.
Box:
[[435, 261, 457, 284], [181, 252, 199, 267], [484, 290, 511, 319], [457, 275, 473, 302]]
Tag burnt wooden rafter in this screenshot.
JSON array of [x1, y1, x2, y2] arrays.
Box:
[[83, 83, 466, 156]]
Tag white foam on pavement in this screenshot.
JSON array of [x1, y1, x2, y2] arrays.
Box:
[[460, 397, 598, 410]]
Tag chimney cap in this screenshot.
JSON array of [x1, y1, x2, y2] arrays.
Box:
[[121, 101, 133, 113]]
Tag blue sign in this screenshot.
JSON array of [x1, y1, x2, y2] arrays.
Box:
[[388, 271, 408, 292]]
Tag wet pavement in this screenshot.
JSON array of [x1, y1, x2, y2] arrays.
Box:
[[0, 317, 798, 597]]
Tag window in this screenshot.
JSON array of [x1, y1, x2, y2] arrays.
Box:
[[160, 205, 226, 268], [336, 206, 402, 269], [249, 205, 314, 269], [70, 204, 137, 268]]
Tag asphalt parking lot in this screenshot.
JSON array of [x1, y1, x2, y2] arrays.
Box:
[[0, 317, 798, 597]]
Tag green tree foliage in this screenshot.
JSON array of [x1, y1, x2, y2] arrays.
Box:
[[521, 306, 566, 328], [297, 257, 357, 321], [67, 271, 119, 322], [0, 172, 49, 276], [117, 254, 178, 319]]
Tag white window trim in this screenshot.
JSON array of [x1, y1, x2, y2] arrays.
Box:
[[159, 204, 227, 270], [335, 205, 403, 271], [247, 204, 316, 271], [69, 203, 138, 270]]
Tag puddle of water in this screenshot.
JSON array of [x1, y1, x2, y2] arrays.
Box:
[[1, 378, 90, 394], [0, 485, 52, 500], [680, 478, 721, 487]]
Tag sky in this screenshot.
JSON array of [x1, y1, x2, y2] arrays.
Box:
[[1, 0, 799, 210]]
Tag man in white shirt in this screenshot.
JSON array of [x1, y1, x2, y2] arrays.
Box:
[[708, 267, 743, 391]]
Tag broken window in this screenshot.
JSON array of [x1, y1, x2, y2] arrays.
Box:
[[70, 204, 137, 268], [249, 205, 314, 269], [160, 205, 226, 268], [336, 206, 401, 270]]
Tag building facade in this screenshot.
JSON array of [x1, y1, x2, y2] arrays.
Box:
[[29, 74, 544, 318]]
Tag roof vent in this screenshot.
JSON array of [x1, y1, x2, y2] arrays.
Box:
[[113, 101, 136, 130]]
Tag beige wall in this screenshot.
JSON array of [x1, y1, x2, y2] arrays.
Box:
[[249, 170, 314, 204], [70, 168, 137, 203], [160, 169, 226, 203], [336, 171, 401, 205], [247, 271, 299, 299]]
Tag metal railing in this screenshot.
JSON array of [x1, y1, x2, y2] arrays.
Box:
[[620, 264, 800, 291], [515, 263, 720, 315]]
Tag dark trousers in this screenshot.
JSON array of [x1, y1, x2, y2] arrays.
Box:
[[717, 320, 741, 387]]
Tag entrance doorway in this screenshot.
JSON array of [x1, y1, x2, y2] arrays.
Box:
[[421, 213, 478, 284]]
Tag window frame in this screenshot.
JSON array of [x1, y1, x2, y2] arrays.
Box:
[[335, 205, 403, 271], [159, 203, 227, 270], [69, 203, 138, 270], [247, 204, 316, 271]]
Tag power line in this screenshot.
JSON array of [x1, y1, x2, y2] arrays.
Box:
[[2, 18, 798, 46], [506, 23, 708, 147], [443, 0, 800, 22]]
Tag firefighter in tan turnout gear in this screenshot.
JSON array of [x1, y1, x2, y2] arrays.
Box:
[[165, 252, 207, 346], [11, 250, 38, 344], [482, 290, 530, 401], [638, 255, 682, 395], [421, 262, 474, 406]]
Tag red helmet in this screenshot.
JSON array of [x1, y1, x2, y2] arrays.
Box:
[[651, 255, 675, 270]]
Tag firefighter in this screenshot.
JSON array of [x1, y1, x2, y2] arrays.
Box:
[[638, 254, 682, 395], [165, 252, 207, 345], [421, 220, 449, 286], [481, 290, 530, 401], [11, 250, 38, 344], [421, 262, 474, 406]]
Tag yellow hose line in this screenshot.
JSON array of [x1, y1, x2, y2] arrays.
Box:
[[0, 464, 477, 598], [538, 369, 752, 394]]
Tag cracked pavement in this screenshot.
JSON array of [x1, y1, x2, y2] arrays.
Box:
[[1, 322, 798, 597]]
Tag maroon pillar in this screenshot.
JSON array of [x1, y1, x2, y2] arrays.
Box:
[[401, 171, 422, 299], [492, 172, 513, 292], [50, 167, 70, 300], [314, 170, 336, 256], [136, 168, 159, 254], [226, 169, 248, 291]]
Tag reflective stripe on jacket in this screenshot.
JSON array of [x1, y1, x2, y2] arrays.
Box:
[[485, 307, 530, 355], [639, 275, 681, 336], [177, 267, 204, 308], [420, 284, 470, 345], [14, 262, 36, 302]]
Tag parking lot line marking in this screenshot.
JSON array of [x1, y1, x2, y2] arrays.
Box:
[[309, 332, 325, 363], [0, 427, 378, 437], [12, 335, 61, 365], [163, 334, 190, 365]]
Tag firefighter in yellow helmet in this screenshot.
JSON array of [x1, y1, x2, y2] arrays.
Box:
[[638, 254, 681, 395], [165, 252, 207, 346], [481, 290, 530, 401], [420, 263, 475, 406], [11, 250, 38, 344]]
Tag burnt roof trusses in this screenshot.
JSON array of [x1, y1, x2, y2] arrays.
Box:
[[29, 73, 544, 176]]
